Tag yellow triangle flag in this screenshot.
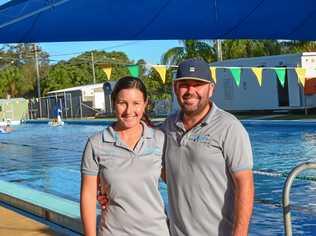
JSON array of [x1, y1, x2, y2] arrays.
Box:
[[102, 67, 112, 80], [210, 67, 216, 83], [153, 65, 167, 84], [295, 68, 306, 87], [251, 67, 263, 86]]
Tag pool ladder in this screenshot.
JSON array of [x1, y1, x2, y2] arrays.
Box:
[[282, 162, 316, 236]]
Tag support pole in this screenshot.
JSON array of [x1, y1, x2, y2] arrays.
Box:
[[34, 44, 42, 118], [91, 52, 96, 84], [216, 39, 223, 62]]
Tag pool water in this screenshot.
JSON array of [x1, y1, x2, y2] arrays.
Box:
[[0, 121, 316, 235]]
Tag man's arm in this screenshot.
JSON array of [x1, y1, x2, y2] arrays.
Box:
[[232, 169, 254, 236], [80, 175, 98, 236]]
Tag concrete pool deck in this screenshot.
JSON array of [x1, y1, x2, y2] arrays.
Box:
[[0, 204, 69, 236], [0, 180, 82, 235]]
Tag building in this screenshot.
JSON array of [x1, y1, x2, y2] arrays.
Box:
[[172, 53, 316, 113], [29, 82, 117, 119], [0, 98, 29, 125], [47, 83, 106, 110]]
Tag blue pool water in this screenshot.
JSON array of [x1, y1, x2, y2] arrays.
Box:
[[1, 121, 316, 235]]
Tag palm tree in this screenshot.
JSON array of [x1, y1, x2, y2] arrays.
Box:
[[284, 40, 316, 53], [161, 40, 216, 65], [221, 40, 282, 60]]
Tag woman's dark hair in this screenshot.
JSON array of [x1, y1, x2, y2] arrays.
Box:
[[111, 76, 153, 126]]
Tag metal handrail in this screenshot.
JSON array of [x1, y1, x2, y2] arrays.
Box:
[[282, 162, 316, 236]]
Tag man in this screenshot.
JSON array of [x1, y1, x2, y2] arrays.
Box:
[[162, 58, 254, 236], [98, 58, 254, 235]]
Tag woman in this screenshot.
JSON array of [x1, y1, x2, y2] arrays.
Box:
[[80, 76, 169, 236]]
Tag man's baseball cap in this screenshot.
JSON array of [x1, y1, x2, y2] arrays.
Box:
[[175, 58, 213, 83]]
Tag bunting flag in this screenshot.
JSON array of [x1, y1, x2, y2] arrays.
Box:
[[274, 68, 286, 87], [295, 68, 306, 87], [152, 65, 167, 84], [128, 64, 140, 77], [101, 67, 112, 80], [251, 67, 263, 86], [229, 67, 241, 87], [210, 67, 216, 83]]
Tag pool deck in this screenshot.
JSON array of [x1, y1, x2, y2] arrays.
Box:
[[0, 204, 69, 236], [0, 180, 82, 235]]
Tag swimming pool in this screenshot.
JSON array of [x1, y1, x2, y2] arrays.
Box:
[[0, 121, 316, 235]]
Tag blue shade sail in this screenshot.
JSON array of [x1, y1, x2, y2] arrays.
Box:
[[0, 0, 315, 43]]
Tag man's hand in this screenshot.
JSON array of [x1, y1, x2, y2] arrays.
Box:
[[97, 176, 109, 210], [97, 193, 109, 210]]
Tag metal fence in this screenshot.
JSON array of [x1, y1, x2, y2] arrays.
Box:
[[29, 93, 172, 120], [29, 93, 100, 119]]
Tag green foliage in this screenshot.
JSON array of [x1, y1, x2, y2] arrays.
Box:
[[0, 66, 22, 97], [41, 50, 132, 95], [0, 43, 49, 98], [161, 40, 216, 65], [280, 40, 316, 53], [222, 40, 282, 59], [142, 66, 173, 102]]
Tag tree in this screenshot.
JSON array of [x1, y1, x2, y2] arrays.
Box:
[[280, 40, 316, 53], [0, 43, 49, 98], [41, 50, 132, 95], [0, 66, 23, 98], [161, 40, 216, 65], [221, 40, 282, 59]]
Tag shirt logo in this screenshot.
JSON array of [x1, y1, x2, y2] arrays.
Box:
[[188, 135, 209, 143], [143, 147, 161, 155], [189, 67, 195, 72]]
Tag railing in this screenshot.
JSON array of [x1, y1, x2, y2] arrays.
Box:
[[282, 162, 316, 236]]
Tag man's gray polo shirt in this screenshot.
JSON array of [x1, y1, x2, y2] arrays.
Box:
[[81, 122, 170, 236], [162, 103, 253, 236]]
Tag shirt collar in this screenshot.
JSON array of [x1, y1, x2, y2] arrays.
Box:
[[201, 102, 217, 125], [102, 120, 153, 143]]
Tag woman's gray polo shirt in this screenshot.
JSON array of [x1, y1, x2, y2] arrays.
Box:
[[81, 122, 170, 236], [162, 103, 253, 236]]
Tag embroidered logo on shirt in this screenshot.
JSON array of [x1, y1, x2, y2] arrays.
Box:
[[143, 147, 162, 155], [188, 135, 209, 143]]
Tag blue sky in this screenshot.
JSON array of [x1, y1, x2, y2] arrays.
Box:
[[0, 0, 180, 64], [39, 40, 180, 64]]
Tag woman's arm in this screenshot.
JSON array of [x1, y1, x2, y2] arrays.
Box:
[[80, 174, 98, 236]]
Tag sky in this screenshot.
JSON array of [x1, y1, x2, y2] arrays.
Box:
[[39, 40, 180, 64], [0, 0, 180, 64]]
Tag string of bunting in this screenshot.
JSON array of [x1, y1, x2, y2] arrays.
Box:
[[99, 63, 310, 87]]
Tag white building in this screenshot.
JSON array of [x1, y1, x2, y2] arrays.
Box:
[[48, 83, 106, 110], [172, 53, 316, 113]]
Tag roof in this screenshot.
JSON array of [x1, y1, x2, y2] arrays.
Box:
[[0, 0, 316, 43], [210, 53, 313, 67], [47, 83, 104, 94]]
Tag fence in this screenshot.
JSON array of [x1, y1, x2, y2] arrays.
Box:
[[29, 94, 100, 119]]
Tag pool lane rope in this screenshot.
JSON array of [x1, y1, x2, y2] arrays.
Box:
[[254, 169, 316, 182]]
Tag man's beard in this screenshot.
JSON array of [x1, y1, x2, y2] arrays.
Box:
[[178, 94, 208, 116]]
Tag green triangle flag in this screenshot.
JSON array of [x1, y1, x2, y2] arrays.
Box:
[[274, 68, 286, 87], [128, 65, 139, 77], [229, 67, 241, 87]]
